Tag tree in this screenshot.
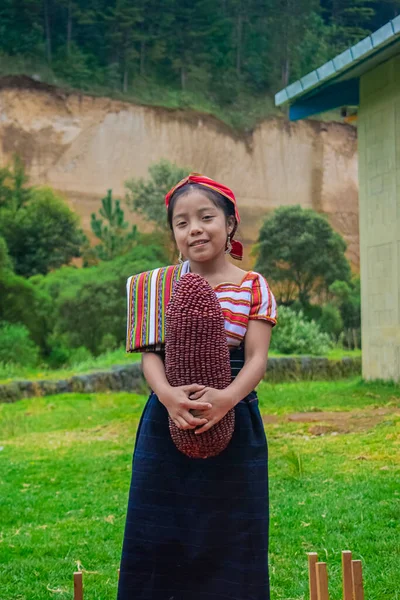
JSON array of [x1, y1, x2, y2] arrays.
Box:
[[0, 0, 43, 56], [103, 0, 144, 92], [329, 277, 361, 330], [321, 0, 376, 50], [0, 237, 12, 272], [125, 159, 189, 233], [0, 155, 31, 210], [268, 0, 321, 88], [0, 268, 51, 350], [254, 205, 351, 306], [51, 245, 164, 354], [90, 189, 137, 261], [0, 187, 84, 277]]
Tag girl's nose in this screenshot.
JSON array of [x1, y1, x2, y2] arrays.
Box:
[[189, 221, 203, 235]]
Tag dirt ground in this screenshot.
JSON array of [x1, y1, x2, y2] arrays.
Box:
[[263, 405, 400, 436]]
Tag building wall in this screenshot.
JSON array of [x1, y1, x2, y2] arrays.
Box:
[[358, 53, 400, 381]]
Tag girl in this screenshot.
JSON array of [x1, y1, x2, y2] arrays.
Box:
[[118, 173, 277, 600]]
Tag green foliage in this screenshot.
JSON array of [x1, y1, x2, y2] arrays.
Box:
[[329, 277, 361, 330], [0, 154, 31, 210], [98, 333, 119, 355], [35, 245, 165, 356], [91, 189, 137, 261], [268, 0, 322, 87], [46, 339, 73, 369], [323, 0, 377, 50], [0, 322, 40, 367], [0, 237, 12, 272], [255, 205, 351, 306], [67, 346, 93, 367], [125, 159, 189, 232], [318, 303, 344, 338], [0, 178, 84, 277], [53, 42, 98, 90], [54, 272, 125, 354], [271, 305, 333, 355], [0, 269, 51, 350], [0, 1, 395, 127]]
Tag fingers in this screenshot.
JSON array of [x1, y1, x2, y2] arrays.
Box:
[[189, 389, 207, 400], [183, 384, 206, 395], [173, 412, 208, 430], [190, 409, 207, 418], [195, 420, 214, 435], [173, 416, 188, 430], [185, 400, 212, 411]]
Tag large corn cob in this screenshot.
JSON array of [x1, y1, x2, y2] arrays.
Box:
[[165, 272, 234, 458]]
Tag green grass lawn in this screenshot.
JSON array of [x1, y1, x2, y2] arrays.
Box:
[[1, 378, 399, 599]]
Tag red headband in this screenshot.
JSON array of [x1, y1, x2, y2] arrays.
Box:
[[165, 173, 243, 260]]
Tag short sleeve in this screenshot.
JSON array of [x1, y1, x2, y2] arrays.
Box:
[[249, 273, 278, 326]]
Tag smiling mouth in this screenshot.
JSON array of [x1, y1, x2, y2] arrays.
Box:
[[190, 240, 209, 247]]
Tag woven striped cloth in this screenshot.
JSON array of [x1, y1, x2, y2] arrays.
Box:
[[126, 261, 190, 353]]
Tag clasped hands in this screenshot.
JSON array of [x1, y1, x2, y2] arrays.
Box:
[[160, 383, 233, 435]]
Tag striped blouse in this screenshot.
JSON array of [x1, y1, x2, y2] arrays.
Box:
[[126, 260, 277, 353], [213, 270, 277, 348]]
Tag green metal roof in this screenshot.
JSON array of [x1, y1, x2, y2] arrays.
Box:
[[275, 15, 400, 108]]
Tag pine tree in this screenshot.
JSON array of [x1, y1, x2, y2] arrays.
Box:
[[104, 0, 144, 91], [323, 0, 376, 49], [91, 190, 137, 261], [268, 0, 320, 88]]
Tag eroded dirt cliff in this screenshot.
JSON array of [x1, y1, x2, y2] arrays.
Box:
[[0, 76, 359, 267]]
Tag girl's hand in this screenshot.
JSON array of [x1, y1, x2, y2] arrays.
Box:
[[158, 384, 212, 431], [189, 388, 233, 435]]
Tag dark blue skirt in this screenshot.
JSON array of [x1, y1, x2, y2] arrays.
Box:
[[117, 352, 270, 600]]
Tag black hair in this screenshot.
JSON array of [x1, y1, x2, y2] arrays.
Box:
[[167, 183, 236, 233]]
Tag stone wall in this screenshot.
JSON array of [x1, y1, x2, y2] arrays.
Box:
[[0, 357, 362, 403]]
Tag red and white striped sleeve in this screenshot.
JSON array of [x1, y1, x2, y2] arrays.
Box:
[[249, 273, 278, 326]]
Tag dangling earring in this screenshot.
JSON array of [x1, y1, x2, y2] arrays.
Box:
[[178, 251, 183, 264], [225, 236, 232, 255]]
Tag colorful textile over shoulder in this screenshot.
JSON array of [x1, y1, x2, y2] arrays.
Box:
[[126, 262, 189, 352]]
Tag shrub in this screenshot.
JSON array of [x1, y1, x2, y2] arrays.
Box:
[[49, 246, 165, 355], [98, 333, 118, 355], [0, 186, 84, 277], [0, 236, 12, 271], [0, 269, 51, 350], [270, 306, 333, 355], [318, 304, 344, 339], [0, 322, 40, 367], [67, 346, 93, 367]]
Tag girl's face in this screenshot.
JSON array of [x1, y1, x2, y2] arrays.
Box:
[[171, 190, 234, 263]]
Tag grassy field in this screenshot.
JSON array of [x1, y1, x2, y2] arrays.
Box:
[[1, 378, 399, 599], [0, 347, 361, 384]]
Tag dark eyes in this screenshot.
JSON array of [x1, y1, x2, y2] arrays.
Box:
[[176, 215, 214, 227]]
